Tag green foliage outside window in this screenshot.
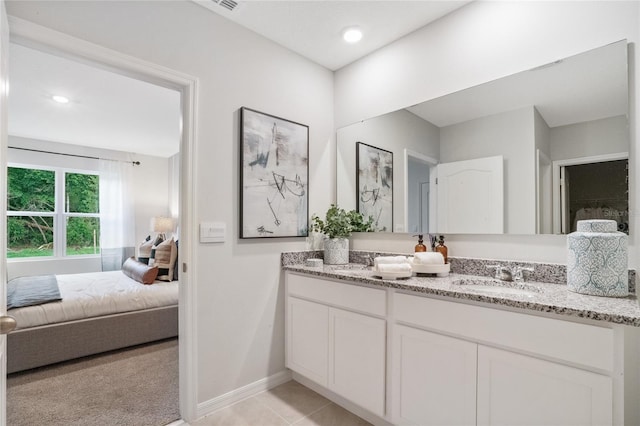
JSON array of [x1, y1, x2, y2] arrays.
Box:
[[66, 216, 100, 255], [7, 216, 54, 257], [8, 168, 55, 212], [7, 167, 100, 258], [65, 173, 99, 213]]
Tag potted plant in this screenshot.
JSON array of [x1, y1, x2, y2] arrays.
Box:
[[310, 204, 374, 264]]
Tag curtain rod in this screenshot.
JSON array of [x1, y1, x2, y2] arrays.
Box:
[[8, 146, 141, 165]]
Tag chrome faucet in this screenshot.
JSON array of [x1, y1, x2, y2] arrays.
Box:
[[512, 266, 534, 282], [486, 265, 513, 281], [364, 254, 375, 267], [486, 264, 534, 282]]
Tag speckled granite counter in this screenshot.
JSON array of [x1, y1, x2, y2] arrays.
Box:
[[283, 262, 640, 327]]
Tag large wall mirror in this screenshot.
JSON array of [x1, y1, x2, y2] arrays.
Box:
[[337, 40, 629, 235]]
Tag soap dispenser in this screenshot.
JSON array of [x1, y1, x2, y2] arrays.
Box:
[[414, 234, 427, 252], [435, 235, 448, 263]]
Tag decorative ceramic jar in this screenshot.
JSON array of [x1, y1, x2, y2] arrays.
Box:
[[567, 219, 628, 297], [323, 238, 349, 265]]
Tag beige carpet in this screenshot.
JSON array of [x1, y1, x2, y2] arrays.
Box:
[[7, 338, 179, 426]]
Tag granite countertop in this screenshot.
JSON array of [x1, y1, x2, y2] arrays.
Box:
[[283, 263, 640, 327]]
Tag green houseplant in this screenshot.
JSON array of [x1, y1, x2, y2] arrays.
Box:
[[310, 204, 374, 264]]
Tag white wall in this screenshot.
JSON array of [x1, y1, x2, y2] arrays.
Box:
[[336, 109, 439, 232], [5, 0, 335, 409], [6, 135, 171, 278], [534, 108, 551, 158], [336, 1, 639, 266], [440, 107, 536, 234], [168, 153, 180, 221], [550, 115, 629, 160]]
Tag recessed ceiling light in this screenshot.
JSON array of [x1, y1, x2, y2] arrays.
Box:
[[52, 95, 69, 104], [342, 27, 363, 44]]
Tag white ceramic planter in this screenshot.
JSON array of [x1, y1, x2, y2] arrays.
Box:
[[323, 238, 349, 265], [567, 219, 628, 297]]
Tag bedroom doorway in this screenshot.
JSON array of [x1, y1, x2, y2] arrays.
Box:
[[3, 17, 197, 425]]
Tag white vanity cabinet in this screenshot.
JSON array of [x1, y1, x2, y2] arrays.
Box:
[[285, 270, 636, 426], [285, 272, 387, 417], [393, 293, 615, 426]]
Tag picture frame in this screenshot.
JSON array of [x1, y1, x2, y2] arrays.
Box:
[[356, 142, 393, 232], [240, 107, 309, 238]]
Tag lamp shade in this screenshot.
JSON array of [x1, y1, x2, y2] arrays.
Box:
[[151, 216, 174, 234]]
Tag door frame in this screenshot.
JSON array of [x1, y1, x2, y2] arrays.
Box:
[[403, 149, 437, 234], [0, 2, 9, 425], [552, 152, 628, 235], [6, 17, 199, 422], [536, 149, 552, 234]]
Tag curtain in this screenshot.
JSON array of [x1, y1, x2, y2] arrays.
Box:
[[99, 159, 135, 271]]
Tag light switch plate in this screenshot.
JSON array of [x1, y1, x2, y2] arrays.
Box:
[[200, 222, 225, 243]]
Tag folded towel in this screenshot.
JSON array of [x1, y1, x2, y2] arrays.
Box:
[[413, 252, 445, 265], [374, 256, 409, 267], [377, 263, 412, 273]]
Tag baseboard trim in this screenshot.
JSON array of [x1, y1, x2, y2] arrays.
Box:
[[292, 372, 392, 426], [195, 370, 292, 419]]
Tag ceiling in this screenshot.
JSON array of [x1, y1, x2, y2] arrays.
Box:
[[8, 1, 471, 157], [8, 43, 181, 158], [194, 0, 470, 71]]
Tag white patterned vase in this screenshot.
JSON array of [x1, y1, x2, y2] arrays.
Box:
[[567, 219, 628, 297], [323, 238, 349, 265]]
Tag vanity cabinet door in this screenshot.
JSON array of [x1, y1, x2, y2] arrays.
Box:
[[287, 296, 329, 385], [392, 324, 477, 425], [328, 307, 386, 417], [477, 345, 612, 426]]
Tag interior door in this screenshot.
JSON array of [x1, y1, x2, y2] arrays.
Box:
[[436, 155, 504, 234], [0, 1, 11, 425]]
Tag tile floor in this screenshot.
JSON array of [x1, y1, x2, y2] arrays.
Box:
[[191, 380, 372, 426]]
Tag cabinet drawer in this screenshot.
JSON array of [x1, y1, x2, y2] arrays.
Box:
[[394, 293, 614, 371], [286, 272, 386, 316]]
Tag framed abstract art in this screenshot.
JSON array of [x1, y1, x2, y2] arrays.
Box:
[[240, 107, 309, 238], [356, 142, 393, 232]]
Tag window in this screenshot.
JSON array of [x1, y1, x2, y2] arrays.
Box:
[[7, 166, 100, 259]]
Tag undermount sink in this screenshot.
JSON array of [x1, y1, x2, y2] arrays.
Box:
[[452, 278, 543, 297]]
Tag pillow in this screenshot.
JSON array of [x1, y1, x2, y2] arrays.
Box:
[[150, 237, 177, 281], [122, 257, 159, 284], [173, 240, 179, 281], [138, 235, 164, 265]]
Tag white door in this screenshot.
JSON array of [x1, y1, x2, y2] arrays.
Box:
[[328, 307, 386, 417], [392, 325, 477, 425], [0, 2, 12, 425], [477, 345, 612, 426], [436, 155, 503, 234]]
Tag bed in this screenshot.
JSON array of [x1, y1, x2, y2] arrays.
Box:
[[6, 270, 179, 373]]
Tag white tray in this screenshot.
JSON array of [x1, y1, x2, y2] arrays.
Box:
[[412, 262, 450, 277], [373, 270, 413, 280]]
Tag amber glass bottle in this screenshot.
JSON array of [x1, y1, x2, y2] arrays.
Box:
[[435, 235, 448, 263], [414, 234, 427, 252]]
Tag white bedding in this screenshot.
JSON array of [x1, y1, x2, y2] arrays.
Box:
[[10, 270, 179, 330]]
